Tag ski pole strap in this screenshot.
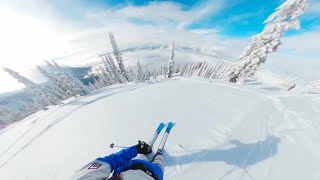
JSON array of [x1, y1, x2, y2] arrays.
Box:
[[130, 162, 159, 180]]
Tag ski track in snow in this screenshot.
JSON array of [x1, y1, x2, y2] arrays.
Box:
[[269, 95, 320, 141], [219, 103, 269, 180], [0, 106, 62, 162], [0, 83, 149, 168], [166, 79, 318, 180]]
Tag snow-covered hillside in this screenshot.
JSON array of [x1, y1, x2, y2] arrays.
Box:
[[0, 77, 319, 180]]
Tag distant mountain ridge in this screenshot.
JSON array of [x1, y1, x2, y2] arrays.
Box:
[[121, 43, 233, 61]]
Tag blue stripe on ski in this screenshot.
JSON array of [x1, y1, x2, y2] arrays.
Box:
[[157, 122, 175, 151], [165, 122, 175, 133], [149, 122, 166, 147], [156, 122, 166, 134]]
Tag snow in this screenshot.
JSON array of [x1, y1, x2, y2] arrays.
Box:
[[0, 77, 320, 180]]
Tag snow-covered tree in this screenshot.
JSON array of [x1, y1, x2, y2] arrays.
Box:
[[136, 60, 145, 81], [88, 82, 97, 91], [91, 77, 104, 89], [208, 60, 226, 79], [128, 68, 135, 82], [179, 63, 189, 76], [95, 66, 112, 87], [152, 71, 158, 80], [144, 66, 150, 81], [224, 0, 308, 83], [100, 54, 122, 84], [3, 68, 61, 109], [107, 52, 125, 83], [37, 66, 70, 99], [39, 64, 74, 98], [167, 41, 175, 78], [0, 105, 21, 127], [197, 62, 208, 76], [109, 33, 129, 81], [42, 61, 90, 96], [52, 61, 90, 95]]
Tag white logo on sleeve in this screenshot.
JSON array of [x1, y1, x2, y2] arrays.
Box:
[[88, 163, 102, 169]]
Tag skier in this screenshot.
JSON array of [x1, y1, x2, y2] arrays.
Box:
[[72, 141, 164, 180]]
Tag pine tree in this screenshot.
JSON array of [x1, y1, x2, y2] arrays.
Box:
[[91, 77, 103, 89], [167, 41, 175, 78], [88, 82, 97, 91], [136, 60, 145, 81], [41, 62, 78, 97], [152, 70, 158, 80], [128, 68, 135, 81], [52, 61, 90, 95], [100, 54, 116, 84], [209, 60, 225, 79], [109, 32, 129, 81], [106, 52, 124, 83], [37, 65, 70, 99], [145, 66, 150, 81], [224, 0, 308, 83], [180, 63, 189, 77], [0, 105, 21, 127], [43, 61, 90, 96], [96, 66, 112, 87], [3, 68, 62, 110]]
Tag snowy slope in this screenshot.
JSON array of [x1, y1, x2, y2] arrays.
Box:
[[0, 77, 319, 180]]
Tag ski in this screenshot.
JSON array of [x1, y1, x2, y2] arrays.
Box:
[[110, 122, 165, 149], [150, 122, 175, 162], [149, 122, 166, 148], [157, 122, 175, 151]]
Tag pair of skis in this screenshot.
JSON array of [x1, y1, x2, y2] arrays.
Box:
[[110, 122, 175, 152], [149, 122, 175, 152]]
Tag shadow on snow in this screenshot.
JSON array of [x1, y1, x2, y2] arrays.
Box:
[[165, 135, 280, 169]]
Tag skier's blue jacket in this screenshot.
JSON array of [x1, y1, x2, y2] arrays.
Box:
[[97, 146, 164, 180]]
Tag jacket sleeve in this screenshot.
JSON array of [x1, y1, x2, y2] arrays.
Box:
[[72, 160, 112, 180], [96, 145, 138, 171], [71, 146, 138, 180]]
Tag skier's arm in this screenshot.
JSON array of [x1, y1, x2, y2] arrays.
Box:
[[97, 141, 151, 171], [72, 146, 138, 180], [96, 145, 138, 171], [72, 159, 112, 180], [72, 141, 151, 180]]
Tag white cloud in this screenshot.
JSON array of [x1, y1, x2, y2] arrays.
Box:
[[262, 30, 320, 83], [190, 28, 220, 35], [307, 0, 320, 15], [85, 0, 224, 30], [282, 31, 320, 55]]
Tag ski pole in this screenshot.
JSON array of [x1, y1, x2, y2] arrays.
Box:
[[109, 143, 129, 149]]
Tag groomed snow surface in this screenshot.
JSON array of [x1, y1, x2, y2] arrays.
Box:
[[0, 77, 319, 180]]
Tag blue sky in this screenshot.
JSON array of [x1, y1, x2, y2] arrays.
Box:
[[18, 0, 318, 37], [0, 0, 319, 93]]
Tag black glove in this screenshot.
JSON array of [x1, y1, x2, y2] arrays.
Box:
[[135, 140, 152, 154]]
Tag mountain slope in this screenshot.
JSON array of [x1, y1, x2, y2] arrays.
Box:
[[0, 77, 319, 180]]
